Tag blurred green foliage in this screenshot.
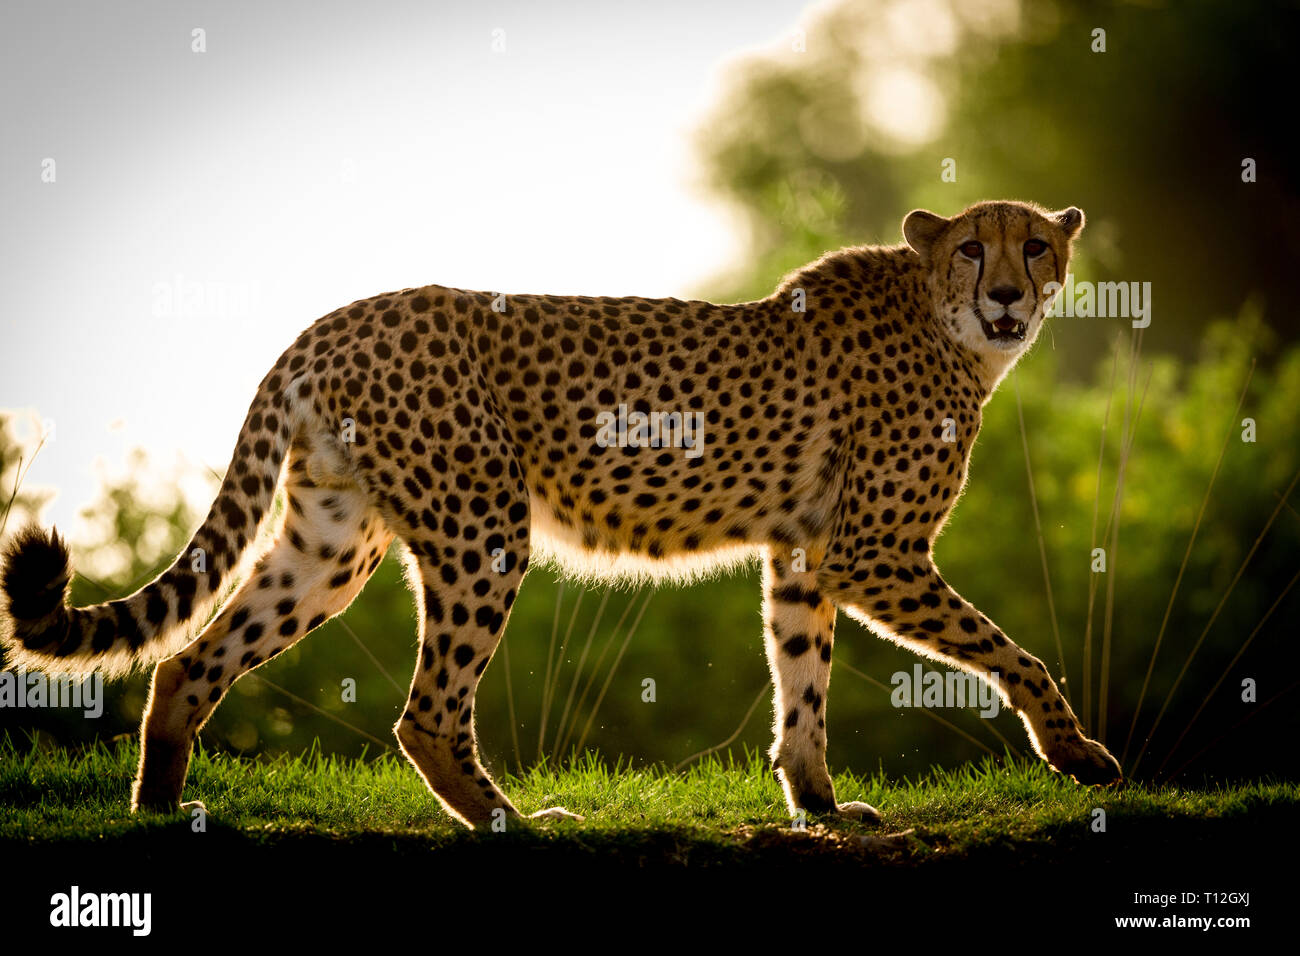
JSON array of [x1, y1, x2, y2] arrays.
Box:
[[2, 0, 1297, 784]]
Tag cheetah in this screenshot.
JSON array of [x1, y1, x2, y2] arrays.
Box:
[[0, 199, 1122, 829]]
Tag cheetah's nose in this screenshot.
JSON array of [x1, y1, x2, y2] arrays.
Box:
[[988, 286, 1024, 306]]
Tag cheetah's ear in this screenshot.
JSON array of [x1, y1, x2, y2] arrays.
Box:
[[902, 209, 950, 261], [1053, 206, 1085, 240]]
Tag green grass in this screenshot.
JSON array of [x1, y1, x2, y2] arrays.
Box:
[[3, 734, 1295, 869], [5, 738, 1291, 939]]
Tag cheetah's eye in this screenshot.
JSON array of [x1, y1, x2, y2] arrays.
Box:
[[1024, 239, 1048, 257], [959, 241, 982, 259]]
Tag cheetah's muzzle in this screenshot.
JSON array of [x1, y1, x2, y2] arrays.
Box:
[[979, 313, 1026, 342]]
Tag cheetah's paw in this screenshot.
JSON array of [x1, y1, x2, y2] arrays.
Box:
[[1048, 736, 1123, 786], [835, 801, 882, 824], [528, 806, 584, 823]]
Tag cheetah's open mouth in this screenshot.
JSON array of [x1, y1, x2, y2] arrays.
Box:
[[978, 314, 1026, 342]]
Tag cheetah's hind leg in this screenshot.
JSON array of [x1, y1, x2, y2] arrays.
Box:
[[134, 446, 394, 813], [391, 485, 581, 829]]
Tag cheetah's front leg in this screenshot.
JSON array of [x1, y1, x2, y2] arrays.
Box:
[[762, 552, 880, 823], [823, 558, 1122, 786]]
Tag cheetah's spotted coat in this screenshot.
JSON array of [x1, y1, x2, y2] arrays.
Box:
[[1, 200, 1122, 828]]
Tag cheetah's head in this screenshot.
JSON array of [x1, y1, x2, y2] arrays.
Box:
[[903, 200, 1084, 362]]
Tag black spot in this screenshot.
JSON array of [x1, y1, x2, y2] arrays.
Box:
[[772, 585, 821, 608], [782, 634, 811, 657]]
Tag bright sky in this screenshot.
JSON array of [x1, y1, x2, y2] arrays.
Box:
[[1, 0, 813, 536]]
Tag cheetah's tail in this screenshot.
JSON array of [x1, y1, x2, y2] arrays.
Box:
[[0, 376, 297, 678]]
